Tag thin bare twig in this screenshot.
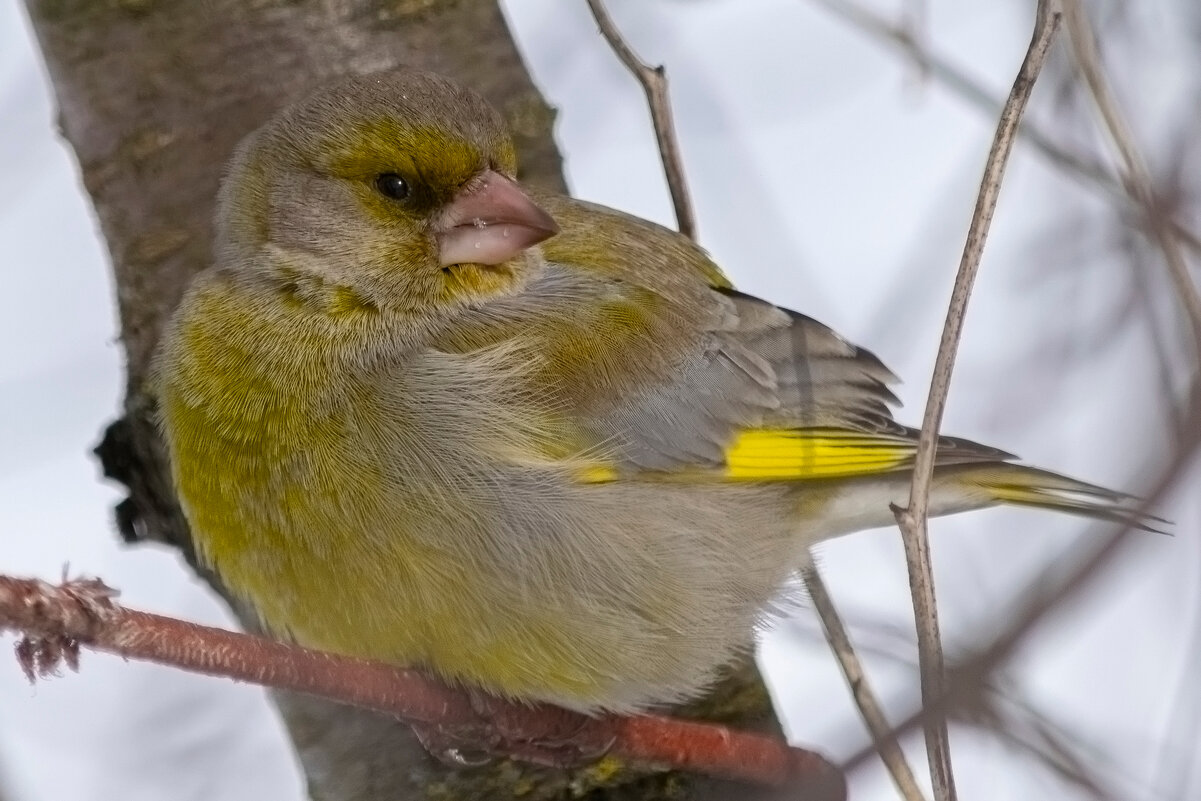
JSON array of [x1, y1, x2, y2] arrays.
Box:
[[978, 687, 1116, 799], [844, 402, 1200, 773], [900, 0, 929, 82], [1061, 0, 1201, 359], [891, 5, 1062, 800], [0, 574, 845, 794], [807, 0, 1201, 259], [802, 563, 928, 801], [585, 0, 697, 239]]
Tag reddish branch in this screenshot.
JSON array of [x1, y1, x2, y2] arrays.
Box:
[[0, 574, 844, 797]]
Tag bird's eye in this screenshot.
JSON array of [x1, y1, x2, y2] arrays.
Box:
[[375, 173, 410, 201]]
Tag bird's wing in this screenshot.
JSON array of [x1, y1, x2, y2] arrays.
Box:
[[434, 194, 1161, 533], [562, 280, 1014, 478], [436, 195, 1011, 480]]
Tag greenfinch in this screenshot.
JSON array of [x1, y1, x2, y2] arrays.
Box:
[[154, 70, 1152, 713]]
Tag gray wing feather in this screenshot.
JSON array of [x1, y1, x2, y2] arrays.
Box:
[[455, 261, 1009, 473], [714, 288, 901, 429], [580, 284, 1013, 473]]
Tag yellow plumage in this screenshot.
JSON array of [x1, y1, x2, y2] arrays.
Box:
[[724, 428, 914, 479]]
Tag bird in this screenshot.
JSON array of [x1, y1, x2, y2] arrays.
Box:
[[153, 69, 1156, 714]]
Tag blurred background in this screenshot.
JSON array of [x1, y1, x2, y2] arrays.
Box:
[[2, 0, 1198, 798]]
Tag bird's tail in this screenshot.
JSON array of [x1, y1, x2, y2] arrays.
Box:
[[756, 427, 1169, 537], [942, 462, 1167, 533]]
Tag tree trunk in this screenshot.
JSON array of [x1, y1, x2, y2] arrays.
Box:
[[24, 2, 784, 798]]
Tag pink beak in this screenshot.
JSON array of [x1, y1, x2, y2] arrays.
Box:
[[434, 170, 559, 267]]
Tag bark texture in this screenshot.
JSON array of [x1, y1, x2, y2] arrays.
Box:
[[24, 1, 785, 798]]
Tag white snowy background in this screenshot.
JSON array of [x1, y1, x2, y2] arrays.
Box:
[[2, 0, 1197, 798]]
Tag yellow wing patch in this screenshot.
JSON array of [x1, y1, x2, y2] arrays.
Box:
[[723, 428, 915, 480], [574, 427, 927, 484], [575, 464, 621, 484]]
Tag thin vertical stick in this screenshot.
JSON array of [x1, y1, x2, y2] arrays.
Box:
[[584, 0, 697, 239], [891, 4, 1062, 800], [802, 564, 928, 801]]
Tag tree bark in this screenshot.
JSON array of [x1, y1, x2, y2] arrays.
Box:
[[24, 1, 785, 798]]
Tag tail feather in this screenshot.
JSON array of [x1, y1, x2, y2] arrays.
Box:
[[948, 463, 1169, 534], [798, 460, 1168, 541]]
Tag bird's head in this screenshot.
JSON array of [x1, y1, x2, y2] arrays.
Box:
[[216, 70, 558, 318]]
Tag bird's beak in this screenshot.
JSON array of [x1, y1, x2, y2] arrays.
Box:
[[434, 170, 559, 267]]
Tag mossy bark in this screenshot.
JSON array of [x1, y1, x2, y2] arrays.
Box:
[[23, 2, 786, 798]]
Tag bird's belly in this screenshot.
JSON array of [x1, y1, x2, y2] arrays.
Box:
[[175, 447, 609, 704], [167, 395, 799, 712]]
